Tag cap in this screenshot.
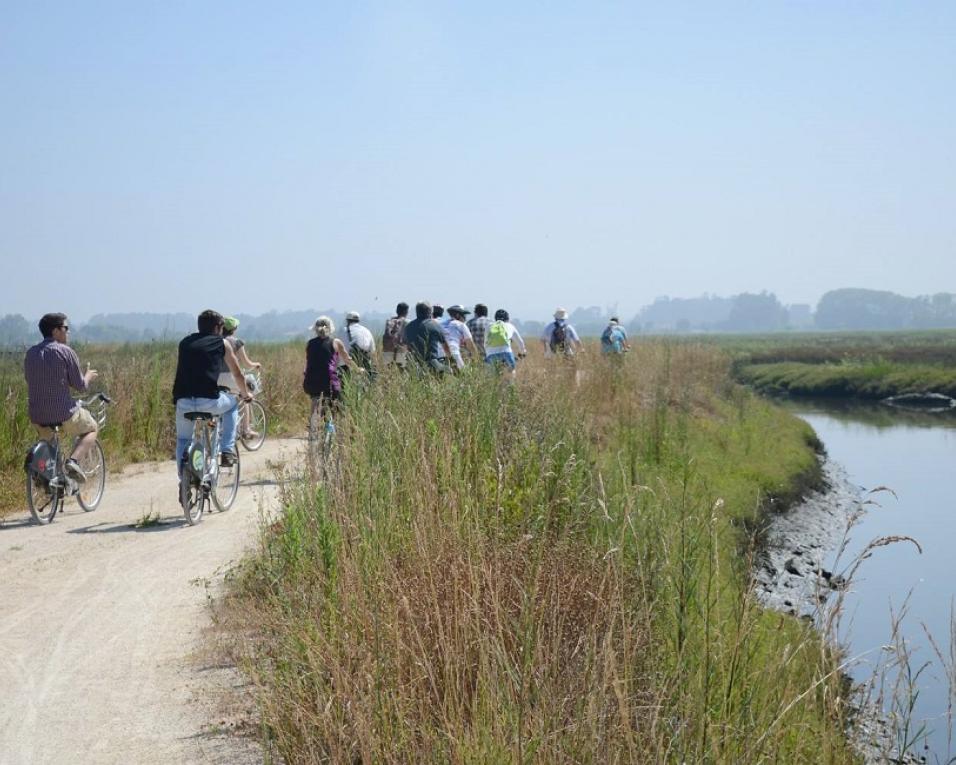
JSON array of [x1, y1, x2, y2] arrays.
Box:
[[223, 316, 239, 332], [345, 311, 361, 322], [447, 304, 471, 316], [554, 307, 568, 320]]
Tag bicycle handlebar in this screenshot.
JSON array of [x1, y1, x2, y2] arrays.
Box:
[[80, 392, 112, 407]]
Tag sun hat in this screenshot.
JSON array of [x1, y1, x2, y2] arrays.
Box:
[[345, 311, 361, 322], [223, 316, 239, 332], [554, 307, 568, 320], [447, 304, 471, 316]]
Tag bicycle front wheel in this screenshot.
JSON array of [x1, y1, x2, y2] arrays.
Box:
[[27, 472, 60, 524], [212, 452, 240, 511], [239, 401, 267, 451], [76, 441, 106, 511]]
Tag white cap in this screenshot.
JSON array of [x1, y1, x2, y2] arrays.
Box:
[[554, 307, 568, 320], [345, 311, 360, 322]]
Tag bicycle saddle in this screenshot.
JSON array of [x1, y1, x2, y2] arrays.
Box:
[[184, 412, 215, 421]]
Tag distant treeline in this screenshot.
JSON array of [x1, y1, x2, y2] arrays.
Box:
[[4, 288, 956, 346]]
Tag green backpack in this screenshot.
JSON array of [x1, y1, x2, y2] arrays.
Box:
[[486, 320, 509, 348]]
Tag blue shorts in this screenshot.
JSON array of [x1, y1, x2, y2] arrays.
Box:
[[485, 351, 516, 370]]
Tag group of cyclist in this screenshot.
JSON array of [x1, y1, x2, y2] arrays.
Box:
[[22, 304, 630, 504]]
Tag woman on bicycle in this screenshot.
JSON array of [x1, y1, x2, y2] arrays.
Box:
[[219, 316, 261, 438], [304, 316, 359, 417]]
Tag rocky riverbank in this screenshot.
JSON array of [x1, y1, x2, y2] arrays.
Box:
[[754, 458, 925, 764]]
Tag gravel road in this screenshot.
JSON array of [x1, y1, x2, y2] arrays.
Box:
[[0, 438, 298, 765]]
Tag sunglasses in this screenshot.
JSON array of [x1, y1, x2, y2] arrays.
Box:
[[59, 325, 70, 332]]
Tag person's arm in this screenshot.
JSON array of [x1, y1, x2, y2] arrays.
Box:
[[461, 324, 477, 357], [333, 337, 362, 371], [67, 348, 95, 391], [511, 327, 527, 356], [570, 326, 585, 353], [237, 345, 261, 369], [224, 341, 252, 398]]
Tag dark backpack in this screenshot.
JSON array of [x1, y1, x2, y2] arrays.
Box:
[[550, 322, 568, 353], [382, 316, 406, 353]]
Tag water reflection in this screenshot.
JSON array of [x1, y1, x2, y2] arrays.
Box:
[[780, 397, 956, 760]]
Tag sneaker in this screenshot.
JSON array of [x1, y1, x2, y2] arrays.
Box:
[[64, 458, 87, 484], [220, 450, 237, 467]]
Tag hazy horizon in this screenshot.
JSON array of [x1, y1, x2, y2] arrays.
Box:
[[2, 3, 953, 321]]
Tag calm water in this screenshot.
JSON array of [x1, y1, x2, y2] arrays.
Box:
[[784, 400, 956, 760]]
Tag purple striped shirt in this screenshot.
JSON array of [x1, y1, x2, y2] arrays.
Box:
[[23, 339, 87, 425]]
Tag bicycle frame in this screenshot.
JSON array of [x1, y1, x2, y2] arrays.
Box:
[[183, 416, 221, 491]]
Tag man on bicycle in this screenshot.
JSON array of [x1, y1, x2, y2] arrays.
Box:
[[403, 301, 452, 376], [24, 313, 99, 483], [172, 310, 253, 472]]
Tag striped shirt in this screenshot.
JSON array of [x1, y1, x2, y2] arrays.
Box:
[[23, 339, 88, 425]]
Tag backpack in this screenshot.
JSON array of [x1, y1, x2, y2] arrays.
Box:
[[550, 322, 568, 353], [486, 320, 509, 349], [382, 316, 405, 353], [602, 325, 623, 353]]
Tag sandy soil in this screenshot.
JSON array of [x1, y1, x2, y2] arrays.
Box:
[[0, 437, 300, 765]]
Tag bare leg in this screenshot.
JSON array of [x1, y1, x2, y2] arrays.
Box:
[[70, 429, 98, 462]]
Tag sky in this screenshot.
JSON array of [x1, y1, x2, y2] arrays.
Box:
[[1, 1, 954, 322]]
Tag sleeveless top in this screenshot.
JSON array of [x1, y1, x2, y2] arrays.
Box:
[[303, 337, 341, 397], [217, 336, 245, 391]]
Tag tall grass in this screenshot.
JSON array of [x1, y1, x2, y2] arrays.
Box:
[[222, 344, 857, 762]]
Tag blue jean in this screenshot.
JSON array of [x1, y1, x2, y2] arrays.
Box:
[[175, 393, 238, 468]]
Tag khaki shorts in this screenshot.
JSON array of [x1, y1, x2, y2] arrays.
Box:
[[34, 407, 97, 441]]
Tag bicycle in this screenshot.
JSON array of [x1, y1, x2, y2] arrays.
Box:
[[238, 371, 267, 451], [178, 409, 241, 525], [24, 393, 112, 525], [307, 395, 337, 478]]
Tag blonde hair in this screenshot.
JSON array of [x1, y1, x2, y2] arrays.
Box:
[[312, 316, 335, 339]]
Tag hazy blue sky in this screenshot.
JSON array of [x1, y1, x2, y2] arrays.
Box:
[[2, 1, 953, 322]]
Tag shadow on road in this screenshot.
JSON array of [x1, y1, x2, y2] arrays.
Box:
[[67, 518, 193, 534]]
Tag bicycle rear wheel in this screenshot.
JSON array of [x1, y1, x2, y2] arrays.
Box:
[[180, 472, 204, 525], [212, 451, 240, 511], [239, 401, 267, 451], [27, 472, 60, 524], [76, 441, 106, 511]]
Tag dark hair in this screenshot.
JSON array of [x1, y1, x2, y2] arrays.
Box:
[[494, 309, 509, 322], [415, 301, 432, 320], [474, 303, 488, 317], [39, 313, 68, 339], [197, 309, 224, 334], [396, 302, 409, 317], [432, 305, 444, 319], [610, 316, 619, 323]]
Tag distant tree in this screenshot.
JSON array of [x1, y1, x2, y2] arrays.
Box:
[[0, 314, 32, 346], [723, 292, 788, 332], [639, 295, 733, 331], [815, 289, 912, 330]]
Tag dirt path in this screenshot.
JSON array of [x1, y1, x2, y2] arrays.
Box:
[[0, 437, 300, 765]]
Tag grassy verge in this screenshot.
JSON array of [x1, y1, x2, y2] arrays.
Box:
[[0, 341, 308, 518], [221, 342, 856, 762], [735, 361, 956, 399]]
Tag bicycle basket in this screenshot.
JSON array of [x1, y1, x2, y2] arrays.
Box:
[[245, 372, 262, 395], [25, 441, 56, 480]]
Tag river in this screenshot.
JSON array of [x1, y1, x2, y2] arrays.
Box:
[[782, 399, 956, 761]]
